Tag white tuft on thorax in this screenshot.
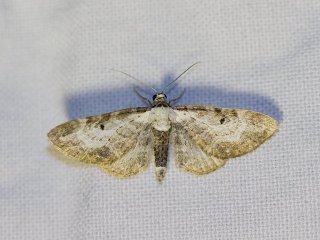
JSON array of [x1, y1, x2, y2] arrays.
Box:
[[149, 107, 171, 131]]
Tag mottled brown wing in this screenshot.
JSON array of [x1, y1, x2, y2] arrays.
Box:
[[172, 105, 278, 175], [48, 107, 154, 177]]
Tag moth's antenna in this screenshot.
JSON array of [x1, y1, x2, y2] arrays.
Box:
[[162, 62, 201, 93], [111, 69, 158, 93]]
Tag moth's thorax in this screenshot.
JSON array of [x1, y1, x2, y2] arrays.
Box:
[[152, 93, 169, 107], [149, 107, 171, 132]]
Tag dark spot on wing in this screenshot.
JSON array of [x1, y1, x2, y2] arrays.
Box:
[[95, 146, 112, 159], [100, 124, 104, 130], [230, 109, 238, 117], [215, 108, 222, 113], [220, 118, 225, 124], [86, 117, 96, 124]]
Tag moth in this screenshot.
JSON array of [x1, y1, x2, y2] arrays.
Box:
[[48, 64, 278, 183]]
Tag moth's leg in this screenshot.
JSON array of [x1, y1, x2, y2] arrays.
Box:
[[169, 88, 186, 106], [134, 87, 152, 107]]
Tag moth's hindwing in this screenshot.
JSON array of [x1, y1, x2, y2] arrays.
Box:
[[172, 105, 278, 175], [47, 107, 154, 177]]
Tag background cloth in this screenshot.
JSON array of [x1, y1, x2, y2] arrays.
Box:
[[1, 1, 320, 239]]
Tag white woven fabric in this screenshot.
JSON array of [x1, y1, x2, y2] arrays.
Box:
[[1, 1, 320, 239]]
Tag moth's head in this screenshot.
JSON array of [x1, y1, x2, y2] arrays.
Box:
[[152, 93, 168, 107]]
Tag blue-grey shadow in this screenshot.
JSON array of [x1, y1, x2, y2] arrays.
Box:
[[65, 73, 283, 122]]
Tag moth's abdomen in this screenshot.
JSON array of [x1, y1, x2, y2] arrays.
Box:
[[152, 127, 171, 183]]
